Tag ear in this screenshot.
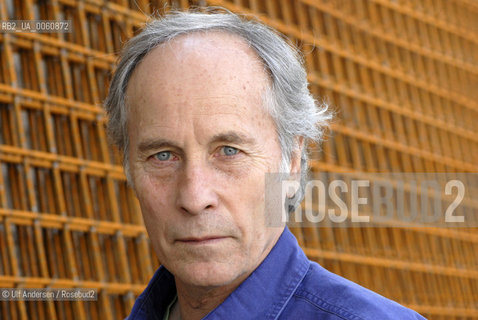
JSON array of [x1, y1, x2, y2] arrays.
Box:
[[289, 136, 304, 177], [285, 136, 304, 199]]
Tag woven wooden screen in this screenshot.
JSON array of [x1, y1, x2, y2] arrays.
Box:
[[0, 0, 477, 319]]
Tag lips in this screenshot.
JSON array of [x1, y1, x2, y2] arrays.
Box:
[[176, 236, 228, 244]]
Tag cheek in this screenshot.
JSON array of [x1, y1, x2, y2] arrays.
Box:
[[134, 180, 175, 262], [134, 170, 174, 201], [227, 175, 268, 234], [134, 175, 173, 230]]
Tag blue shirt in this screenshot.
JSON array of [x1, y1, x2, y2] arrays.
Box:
[[127, 227, 426, 319]]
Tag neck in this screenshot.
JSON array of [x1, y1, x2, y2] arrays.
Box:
[[174, 277, 246, 320]]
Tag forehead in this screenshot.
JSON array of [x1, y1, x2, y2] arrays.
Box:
[[127, 31, 269, 102], [125, 31, 272, 126]]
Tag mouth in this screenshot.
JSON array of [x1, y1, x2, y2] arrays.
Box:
[[176, 236, 229, 245]]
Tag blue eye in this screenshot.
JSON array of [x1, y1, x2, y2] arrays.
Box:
[[222, 146, 238, 156], [154, 151, 171, 161]]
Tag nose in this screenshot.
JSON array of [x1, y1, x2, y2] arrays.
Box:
[[175, 160, 218, 215]]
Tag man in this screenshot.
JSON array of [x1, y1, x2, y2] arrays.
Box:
[[105, 10, 425, 320]]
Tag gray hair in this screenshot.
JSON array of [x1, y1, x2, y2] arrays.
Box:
[[104, 9, 331, 211]]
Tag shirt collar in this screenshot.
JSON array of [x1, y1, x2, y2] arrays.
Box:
[[129, 265, 176, 319], [204, 227, 310, 319]]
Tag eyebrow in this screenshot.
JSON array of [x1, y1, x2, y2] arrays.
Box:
[[137, 139, 178, 155], [210, 131, 256, 146], [136, 131, 256, 154]]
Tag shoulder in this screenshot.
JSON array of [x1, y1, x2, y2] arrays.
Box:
[[281, 262, 426, 320]]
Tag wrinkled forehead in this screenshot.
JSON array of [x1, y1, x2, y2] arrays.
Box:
[[124, 31, 275, 135], [125, 31, 271, 102]]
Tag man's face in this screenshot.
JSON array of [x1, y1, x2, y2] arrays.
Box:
[[126, 32, 286, 288]]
